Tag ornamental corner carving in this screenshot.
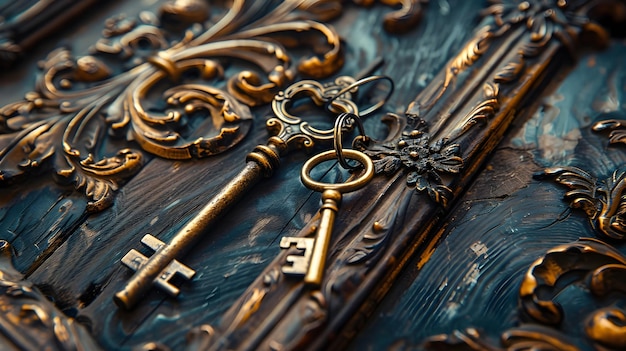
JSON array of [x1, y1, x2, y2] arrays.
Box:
[[0, 240, 100, 350]]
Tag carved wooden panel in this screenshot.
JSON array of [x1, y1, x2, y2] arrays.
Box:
[[1, 0, 626, 350]]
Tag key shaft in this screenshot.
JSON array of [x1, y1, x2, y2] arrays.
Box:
[[114, 150, 275, 309], [304, 189, 342, 285]]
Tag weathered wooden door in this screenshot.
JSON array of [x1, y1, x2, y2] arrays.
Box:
[[2, 1, 626, 350]]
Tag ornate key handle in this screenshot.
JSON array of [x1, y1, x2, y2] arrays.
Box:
[[265, 74, 393, 155]]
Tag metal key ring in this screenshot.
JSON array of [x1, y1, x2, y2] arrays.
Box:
[[333, 112, 367, 170], [301, 149, 374, 193], [326, 75, 394, 117]]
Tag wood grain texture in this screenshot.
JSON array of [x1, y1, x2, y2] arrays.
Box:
[[348, 40, 626, 351]]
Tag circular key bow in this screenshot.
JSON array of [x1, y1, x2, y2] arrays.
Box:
[[297, 149, 374, 286]]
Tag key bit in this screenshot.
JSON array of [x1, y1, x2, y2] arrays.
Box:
[[119, 234, 195, 297], [279, 237, 315, 276]]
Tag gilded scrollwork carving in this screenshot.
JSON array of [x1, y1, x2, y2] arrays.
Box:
[[486, 0, 614, 82], [416, 0, 617, 116], [0, 0, 348, 212], [357, 114, 463, 206], [536, 166, 626, 240], [423, 238, 626, 351], [0, 240, 100, 350], [423, 325, 580, 351], [0, 0, 432, 212]]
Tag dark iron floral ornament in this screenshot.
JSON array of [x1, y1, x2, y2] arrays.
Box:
[[358, 115, 463, 206]]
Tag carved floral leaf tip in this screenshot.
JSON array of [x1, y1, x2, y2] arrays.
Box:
[[592, 114, 626, 145], [536, 166, 626, 240]]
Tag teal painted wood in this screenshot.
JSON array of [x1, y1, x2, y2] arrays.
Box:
[[348, 41, 626, 351]]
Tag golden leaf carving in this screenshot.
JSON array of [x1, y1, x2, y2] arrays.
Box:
[[0, 0, 347, 212]]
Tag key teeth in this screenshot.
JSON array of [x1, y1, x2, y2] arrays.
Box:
[[121, 249, 147, 271], [155, 260, 197, 297], [279, 237, 315, 276], [158, 281, 181, 297], [141, 234, 166, 251], [279, 236, 292, 249]]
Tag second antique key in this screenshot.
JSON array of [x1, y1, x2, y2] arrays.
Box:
[[281, 148, 374, 286]]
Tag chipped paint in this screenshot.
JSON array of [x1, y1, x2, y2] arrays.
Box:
[[538, 125, 581, 162], [442, 302, 459, 320], [462, 263, 480, 288], [469, 241, 488, 257], [438, 278, 448, 291]]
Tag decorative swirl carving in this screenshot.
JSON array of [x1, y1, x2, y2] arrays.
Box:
[[417, 0, 620, 115], [419, 27, 496, 111], [0, 0, 348, 212], [1, 0, 431, 212], [520, 238, 626, 324], [423, 325, 580, 351], [536, 166, 626, 240], [423, 239, 626, 350], [485, 0, 615, 82]]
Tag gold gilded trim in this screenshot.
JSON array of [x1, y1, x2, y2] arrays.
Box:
[[0, 0, 347, 212]]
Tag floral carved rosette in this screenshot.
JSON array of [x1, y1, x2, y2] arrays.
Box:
[[357, 114, 463, 206]]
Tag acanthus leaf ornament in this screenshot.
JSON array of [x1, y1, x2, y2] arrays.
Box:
[[536, 166, 626, 240]]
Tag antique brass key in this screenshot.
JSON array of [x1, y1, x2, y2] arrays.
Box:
[[115, 71, 392, 309], [281, 148, 374, 286]]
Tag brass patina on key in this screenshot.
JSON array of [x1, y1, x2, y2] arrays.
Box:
[[115, 73, 392, 309], [281, 148, 374, 286]]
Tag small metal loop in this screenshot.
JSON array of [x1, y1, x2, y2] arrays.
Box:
[[334, 112, 367, 170], [301, 149, 374, 193], [326, 75, 394, 117]]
